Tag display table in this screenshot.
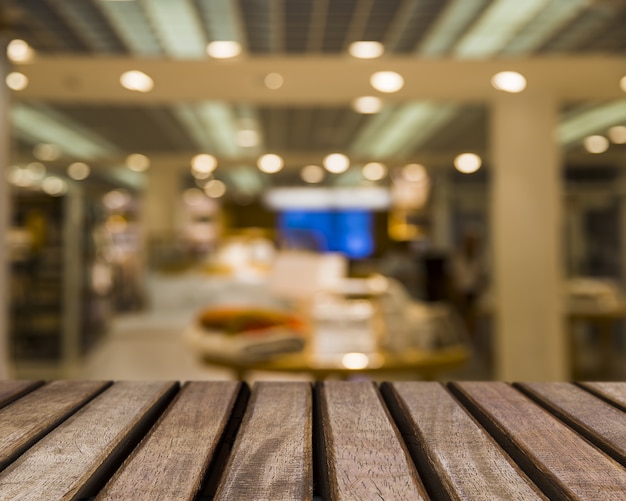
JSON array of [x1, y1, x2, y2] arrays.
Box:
[[0, 380, 625, 499], [200, 345, 470, 380]]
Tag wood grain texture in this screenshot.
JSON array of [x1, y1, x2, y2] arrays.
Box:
[[451, 382, 626, 500], [578, 382, 626, 412], [215, 382, 312, 501], [518, 382, 626, 467], [319, 381, 427, 501], [0, 381, 177, 501], [0, 380, 109, 471], [0, 380, 42, 409], [383, 382, 545, 500], [97, 381, 240, 501]]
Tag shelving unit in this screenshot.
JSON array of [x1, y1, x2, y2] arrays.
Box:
[[8, 185, 112, 376]]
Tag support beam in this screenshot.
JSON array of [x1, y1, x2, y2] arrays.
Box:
[[490, 92, 567, 380], [11, 56, 626, 103]]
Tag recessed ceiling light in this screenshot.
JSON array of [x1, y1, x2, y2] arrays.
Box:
[[103, 189, 131, 210], [323, 153, 350, 174], [257, 153, 284, 173], [454, 153, 482, 174], [6, 72, 28, 91], [264, 72, 284, 90], [402, 163, 428, 182], [42, 177, 67, 196], [7, 39, 34, 63], [583, 135, 609, 154], [207, 41, 241, 59], [191, 154, 217, 174], [370, 71, 404, 93], [491, 71, 527, 93], [608, 125, 626, 144], [67, 162, 90, 180], [7, 166, 34, 187], [26, 162, 46, 181], [362, 162, 387, 181], [352, 96, 383, 114], [236, 129, 259, 147], [126, 153, 150, 172], [300, 165, 325, 184], [204, 179, 226, 198], [120, 70, 153, 92], [348, 41, 384, 59], [33, 143, 60, 161]]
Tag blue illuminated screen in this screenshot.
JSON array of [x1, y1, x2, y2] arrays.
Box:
[[278, 210, 374, 259]]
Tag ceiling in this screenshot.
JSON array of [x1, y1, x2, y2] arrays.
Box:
[[3, 0, 626, 193]]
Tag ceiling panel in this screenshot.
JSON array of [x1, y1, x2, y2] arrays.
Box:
[[3, 0, 626, 189], [284, 0, 314, 53], [322, 0, 359, 52], [50, 104, 198, 153], [239, 0, 272, 54]]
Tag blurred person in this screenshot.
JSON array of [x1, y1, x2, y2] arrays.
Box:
[[450, 230, 487, 339], [379, 240, 423, 299]]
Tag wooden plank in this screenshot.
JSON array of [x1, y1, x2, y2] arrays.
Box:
[[518, 382, 626, 467], [451, 382, 626, 500], [215, 382, 312, 501], [382, 382, 545, 500], [0, 381, 177, 501], [318, 381, 427, 501], [0, 380, 109, 471], [97, 381, 241, 501], [578, 382, 626, 412], [0, 380, 42, 409]]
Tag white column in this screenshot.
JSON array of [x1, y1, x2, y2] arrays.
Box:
[[141, 162, 181, 236], [140, 162, 181, 269], [0, 39, 10, 378], [490, 92, 568, 381]]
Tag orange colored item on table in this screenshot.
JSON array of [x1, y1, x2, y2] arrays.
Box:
[[197, 307, 304, 336]]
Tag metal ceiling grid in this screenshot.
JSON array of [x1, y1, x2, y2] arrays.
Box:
[[2, 0, 626, 188]]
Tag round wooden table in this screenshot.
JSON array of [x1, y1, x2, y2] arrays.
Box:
[[200, 345, 470, 380]]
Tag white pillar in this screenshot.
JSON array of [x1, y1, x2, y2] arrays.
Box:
[[140, 163, 181, 267], [490, 92, 568, 381], [141, 163, 181, 235], [0, 39, 10, 378]]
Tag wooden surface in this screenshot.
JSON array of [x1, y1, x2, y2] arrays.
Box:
[[0, 380, 42, 409], [318, 382, 427, 500], [382, 382, 545, 500], [0, 380, 109, 471], [451, 381, 626, 500], [0, 381, 626, 500], [98, 381, 241, 501], [215, 382, 312, 501]]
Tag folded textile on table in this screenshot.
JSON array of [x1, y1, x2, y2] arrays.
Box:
[[185, 306, 306, 361]]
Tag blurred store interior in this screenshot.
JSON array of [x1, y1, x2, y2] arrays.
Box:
[[1, 0, 626, 382]]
